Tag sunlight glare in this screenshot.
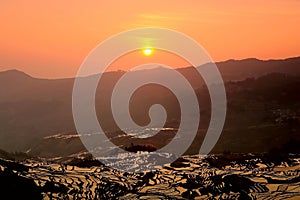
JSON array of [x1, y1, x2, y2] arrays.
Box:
[[143, 48, 153, 56]]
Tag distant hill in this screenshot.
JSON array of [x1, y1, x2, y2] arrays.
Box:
[[28, 134, 85, 158], [0, 56, 299, 155], [202, 56, 300, 81]]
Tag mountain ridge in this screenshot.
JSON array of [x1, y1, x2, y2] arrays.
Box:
[[1, 56, 299, 80], [0, 56, 299, 154]]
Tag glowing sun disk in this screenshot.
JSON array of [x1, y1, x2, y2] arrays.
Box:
[[143, 48, 153, 56]]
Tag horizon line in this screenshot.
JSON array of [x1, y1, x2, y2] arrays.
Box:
[[1, 55, 299, 80]]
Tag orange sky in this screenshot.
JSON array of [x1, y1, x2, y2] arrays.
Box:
[[0, 0, 299, 78]]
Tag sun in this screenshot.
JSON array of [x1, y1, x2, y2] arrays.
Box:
[[143, 48, 153, 56]]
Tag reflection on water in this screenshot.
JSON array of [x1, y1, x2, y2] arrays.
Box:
[[0, 154, 299, 199], [97, 151, 176, 172], [123, 127, 177, 138]]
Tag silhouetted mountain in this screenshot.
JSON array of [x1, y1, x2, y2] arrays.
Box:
[[0, 57, 299, 155], [213, 56, 300, 81]]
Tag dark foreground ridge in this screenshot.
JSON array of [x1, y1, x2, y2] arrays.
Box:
[[0, 153, 299, 199]]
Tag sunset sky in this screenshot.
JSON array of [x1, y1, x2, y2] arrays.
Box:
[[0, 0, 299, 78]]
